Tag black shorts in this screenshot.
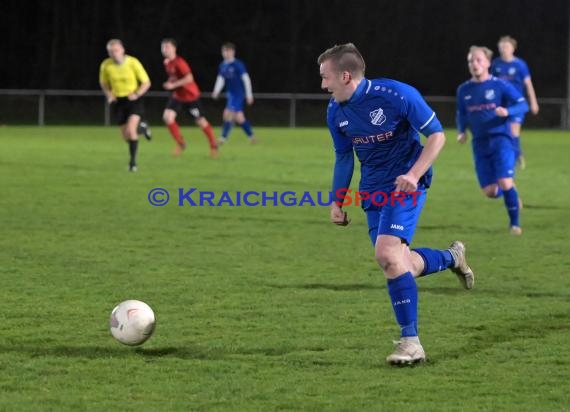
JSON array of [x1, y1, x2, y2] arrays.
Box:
[[114, 97, 145, 125], [165, 97, 205, 120]]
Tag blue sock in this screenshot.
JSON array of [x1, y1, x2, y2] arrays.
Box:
[[503, 187, 520, 227], [512, 136, 521, 158], [387, 272, 418, 337], [222, 121, 233, 138], [239, 120, 254, 137], [413, 248, 454, 276]]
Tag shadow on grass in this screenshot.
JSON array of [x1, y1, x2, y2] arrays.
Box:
[[0, 343, 330, 361], [0, 344, 207, 360], [419, 224, 502, 234], [423, 286, 570, 300], [265, 282, 383, 291], [520, 203, 565, 210]]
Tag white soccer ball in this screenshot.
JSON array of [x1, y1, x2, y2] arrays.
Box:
[[109, 300, 156, 346]]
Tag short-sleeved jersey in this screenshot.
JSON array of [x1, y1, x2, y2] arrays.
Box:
[[164, 56, 201, 102], [217, 59, 247, 96], [99, 55, 150, 97], [456, 76, 526, 142], [490, 57, 530, 94], [327, 78, 443, 193]]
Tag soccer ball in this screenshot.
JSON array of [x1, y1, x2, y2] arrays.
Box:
[[109, 300, 156, 346]]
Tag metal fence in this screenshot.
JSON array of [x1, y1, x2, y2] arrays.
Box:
[[0, 89, 568, 129]]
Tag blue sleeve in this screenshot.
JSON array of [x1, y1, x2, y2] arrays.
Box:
[[507, 101, 529, 117], [332, 152, 354, 205], [399, 84, 443, 137], [456, 85, 468, 133], [502, 82, 529, 117], [327, 104, 354, 204]]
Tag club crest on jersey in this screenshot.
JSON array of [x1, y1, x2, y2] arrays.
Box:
[[508, 67, 516, 75], [485, 89, 495, 100], [369, 108, 386, 126]]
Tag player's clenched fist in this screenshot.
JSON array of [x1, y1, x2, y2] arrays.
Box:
[[330, 203, 350, 226]]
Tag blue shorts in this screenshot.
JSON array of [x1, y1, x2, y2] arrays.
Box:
[[473, 136, 516, 188], [364, 188, 427, 246], [226, 94, 245, 112]]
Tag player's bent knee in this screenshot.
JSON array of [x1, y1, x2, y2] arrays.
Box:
[[375, 249, 397, 273], [163, 110, 176, 124], [482, 185, 498, 198], [498, 178, 514, 191], [235, 112, 246, 123], [222, 110, 233, 122]]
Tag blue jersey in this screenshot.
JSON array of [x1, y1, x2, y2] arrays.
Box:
[[217, 59, 248, 97], [490, 57, 530, 94], [456, 77, 528, 142], [327, 78, 443, 194]]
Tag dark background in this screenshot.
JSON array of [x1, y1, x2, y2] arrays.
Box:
[[0, 0, 568, 126]]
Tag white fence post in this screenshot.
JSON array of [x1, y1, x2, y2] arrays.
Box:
[[38, 92, 45, 126], [104, 100, 110, 126], [289, 94, 296, 128]]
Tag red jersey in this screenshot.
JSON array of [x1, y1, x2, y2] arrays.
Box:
[[164, 56, 201, 102]]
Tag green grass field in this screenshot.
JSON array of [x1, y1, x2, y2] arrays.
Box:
[[1, 126, 570, 411]]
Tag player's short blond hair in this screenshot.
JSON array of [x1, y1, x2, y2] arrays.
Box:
[[106, 39, 123, 48], [468, 45, 493, 62], [498, 35, 517, 50], [317, 43, 366, 77]]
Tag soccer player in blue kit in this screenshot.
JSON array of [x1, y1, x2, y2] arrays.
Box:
[[212, 42, 257, 144], [491, 36, 539, 169], [318, 43, 474, 365], [457, 46, 528, 236]]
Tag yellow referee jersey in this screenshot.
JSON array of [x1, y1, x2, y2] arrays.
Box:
[[99, 55, 150, 97]]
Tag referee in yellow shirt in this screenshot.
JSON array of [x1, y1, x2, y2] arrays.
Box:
[[99, 39, 151, 172]]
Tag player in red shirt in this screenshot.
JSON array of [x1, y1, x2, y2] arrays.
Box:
[[161, 38, 218, 157]]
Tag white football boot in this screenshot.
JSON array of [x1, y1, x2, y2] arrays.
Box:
[[386, 337, 426, 365], [448, 241, 475, 290]]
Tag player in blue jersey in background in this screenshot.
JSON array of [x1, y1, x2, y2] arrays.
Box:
[[490, 36, 539, 169], [212, 42, 257, 145], [457, 46, 529, 236], [318, 43, 474, 366]]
